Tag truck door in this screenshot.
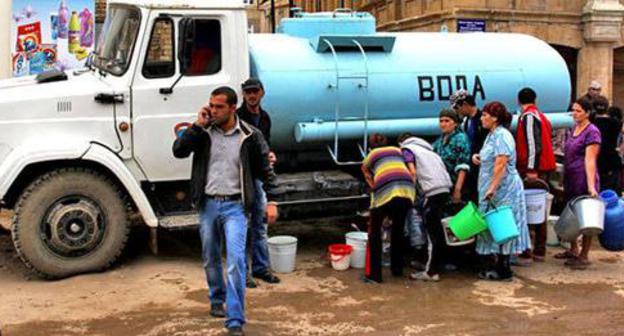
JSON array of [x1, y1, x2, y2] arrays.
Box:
[[131, 12, 235, 181]]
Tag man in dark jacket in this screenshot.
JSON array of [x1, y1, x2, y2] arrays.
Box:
[[172, 86, 279, 336], [236, 78, 280, 288], [450, 89, 488, 203]]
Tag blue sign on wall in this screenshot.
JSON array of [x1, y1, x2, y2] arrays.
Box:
[[457, 19, 486, 33]]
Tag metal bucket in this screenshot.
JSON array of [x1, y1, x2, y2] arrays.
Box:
[[572, 196, 605, 236], [554, 202, 580, 242]]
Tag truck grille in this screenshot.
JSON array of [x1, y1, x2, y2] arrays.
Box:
[[57, 100, 72, 113]]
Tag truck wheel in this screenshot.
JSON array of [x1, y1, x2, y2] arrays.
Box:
[[11, 168, 130, 279]]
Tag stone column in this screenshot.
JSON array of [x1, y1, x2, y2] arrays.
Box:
[[577, 0, 624, 100], [0, 0, 10, 79]]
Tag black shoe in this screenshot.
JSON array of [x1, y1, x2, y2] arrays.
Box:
[[227, 326, 245, 336], [360, 275, 381, 284], [253, 271, 281, 284], [246, 276, 257, 289], [210, 303, 225, 318]]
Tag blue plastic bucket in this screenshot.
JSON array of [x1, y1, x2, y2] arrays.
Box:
[[484, 204, 519, 244]]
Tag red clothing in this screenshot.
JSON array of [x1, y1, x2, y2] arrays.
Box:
[[516, 105, 556, 176]]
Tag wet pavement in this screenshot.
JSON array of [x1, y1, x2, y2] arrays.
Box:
[[0, 211, 623, 336]]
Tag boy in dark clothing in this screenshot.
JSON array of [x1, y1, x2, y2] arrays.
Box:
[[450, 89, 488, 204]]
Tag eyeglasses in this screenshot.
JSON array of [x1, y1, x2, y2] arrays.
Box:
[[243, 88, 260, 94]]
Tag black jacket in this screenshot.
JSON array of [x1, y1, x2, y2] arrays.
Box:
[[172, 120, 279, 211], [236, 104, 272, 145], [462, 109, 488, 156]]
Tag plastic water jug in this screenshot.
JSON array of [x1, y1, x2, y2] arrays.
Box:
[[598, 190, 624, 251]]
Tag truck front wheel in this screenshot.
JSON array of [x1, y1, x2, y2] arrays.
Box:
[[11, 168, 130, 279]]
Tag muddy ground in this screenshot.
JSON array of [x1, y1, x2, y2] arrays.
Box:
[[1, 210, 624, 336]]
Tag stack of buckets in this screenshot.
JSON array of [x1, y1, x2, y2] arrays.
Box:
[[327, 244, 353, 271]]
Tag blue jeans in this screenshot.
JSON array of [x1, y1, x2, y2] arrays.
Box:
[[249, 179, 270, 274], [199, 198, 247, 328]]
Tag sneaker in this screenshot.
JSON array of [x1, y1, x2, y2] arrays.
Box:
[[409, 271, 440, 282], [443, 263, 458, 272], [210, 303, 225, 318], [227, 326, 245, 336], [252, 271, 281, 284], [410, 260, 426, 271]]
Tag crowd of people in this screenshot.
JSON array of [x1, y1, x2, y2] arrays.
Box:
[[171, 78, 624, 335], [361, 83, 624, 284]]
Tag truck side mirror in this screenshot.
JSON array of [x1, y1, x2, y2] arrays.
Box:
[[178, 18, 196, 75]]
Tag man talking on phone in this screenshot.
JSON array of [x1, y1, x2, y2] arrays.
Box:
[[173, 86, 279, 336]]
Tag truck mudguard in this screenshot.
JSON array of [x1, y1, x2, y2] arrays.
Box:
[[82, 144, 158, 228]]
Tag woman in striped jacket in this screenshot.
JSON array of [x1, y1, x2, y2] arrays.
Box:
[[361, 133, 416, 283]]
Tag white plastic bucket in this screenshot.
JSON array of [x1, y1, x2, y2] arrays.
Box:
[[345, 231, 368, 269], [525, 189, 547, 224], [546, 215, 560, 246], [544, 193, 554, 219], [328, 244, 352, 271], [331, 254, 351, 271], [441, 217, 475, 246], [267, 236, 297, 273]]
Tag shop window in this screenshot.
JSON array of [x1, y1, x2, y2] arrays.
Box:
[[143, 18, 174, 78], [186, 20, 222, 76]]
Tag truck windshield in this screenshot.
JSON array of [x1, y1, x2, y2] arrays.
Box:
[[93, 6, 141, 76]]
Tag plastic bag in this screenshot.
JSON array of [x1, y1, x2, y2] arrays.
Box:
[[405, 206, 426, 248]]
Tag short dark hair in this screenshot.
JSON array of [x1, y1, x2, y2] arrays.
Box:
[[369, 133, 388, 149], [518, 87, 537, 105], [483, 101, 512, 129], [397, 133, 412, 144], [608, 105, 623, 122], [592, 95, 609, 115], [211, 86, 238, 106], [460, 94, 476, 107], [574, 96, 593, 114]]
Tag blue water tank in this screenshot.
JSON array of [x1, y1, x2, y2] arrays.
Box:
[[599, 190, 624, 251], [249, 12, 572, 152]]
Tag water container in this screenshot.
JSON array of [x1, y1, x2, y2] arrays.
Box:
[[524, 189, 547, 224], [483, 203, 519, 244], [599, 190, 624, 251], [345, 231, 368, 269], [249, 12, 572, 152], [267, 236, 298, 273]]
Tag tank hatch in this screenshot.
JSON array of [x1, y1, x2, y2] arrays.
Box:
[[277, 10, 376, 40], [313, 35, 395, 53]]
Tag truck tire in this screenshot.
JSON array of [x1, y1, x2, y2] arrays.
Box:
[[11, 168, 130, 279]]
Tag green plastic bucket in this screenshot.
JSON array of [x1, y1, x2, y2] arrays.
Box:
[[448, 202, 488, 241]]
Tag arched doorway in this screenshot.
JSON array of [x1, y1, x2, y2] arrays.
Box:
[[551, 44, 578, 106], [613, 47, 624, 108]]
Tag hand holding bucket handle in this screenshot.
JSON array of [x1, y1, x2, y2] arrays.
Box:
[[484, 199, 498, 213]]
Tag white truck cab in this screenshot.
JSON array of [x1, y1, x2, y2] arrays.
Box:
[[0, 0, 253, 278]]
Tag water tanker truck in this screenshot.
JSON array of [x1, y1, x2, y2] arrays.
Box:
[[0, 0, 572, 278]]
